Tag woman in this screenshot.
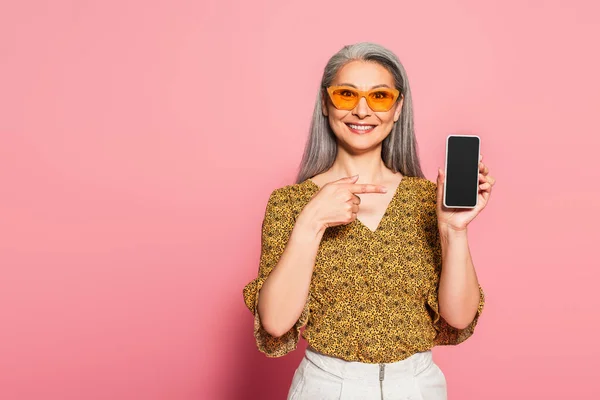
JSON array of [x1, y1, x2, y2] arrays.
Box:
[[243, 42, 495, 400]]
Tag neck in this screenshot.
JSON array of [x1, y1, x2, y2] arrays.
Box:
[[329, 145, 390, 184]]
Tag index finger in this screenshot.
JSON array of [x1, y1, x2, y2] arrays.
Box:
[[347, 183, 388, 194]]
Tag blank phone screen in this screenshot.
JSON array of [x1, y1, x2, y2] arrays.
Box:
[[444, 136, 480, 208]]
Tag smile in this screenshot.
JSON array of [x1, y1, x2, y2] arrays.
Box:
[[346, 123, 376, 134]]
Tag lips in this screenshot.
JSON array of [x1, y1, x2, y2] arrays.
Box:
[[345, 123, 376, 134]]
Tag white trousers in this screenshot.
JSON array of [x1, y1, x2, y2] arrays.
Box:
[[287, 346, 447, 400]]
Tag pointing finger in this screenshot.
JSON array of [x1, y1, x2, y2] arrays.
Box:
[[348, 183, 388, 194]]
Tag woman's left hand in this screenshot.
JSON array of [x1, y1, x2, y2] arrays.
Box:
[[436, 155, 496, 232]]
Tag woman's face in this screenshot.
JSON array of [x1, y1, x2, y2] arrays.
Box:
[[322, 60, 403, 152]]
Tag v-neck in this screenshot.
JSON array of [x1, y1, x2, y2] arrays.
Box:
[[304, 176, 408, 234]]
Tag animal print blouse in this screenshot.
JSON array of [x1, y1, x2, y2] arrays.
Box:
[[242, 176, 485, 363]]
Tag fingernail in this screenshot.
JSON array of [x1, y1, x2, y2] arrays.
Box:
[[381, 186, 388, 192]]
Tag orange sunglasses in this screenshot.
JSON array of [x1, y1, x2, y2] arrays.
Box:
[[326, 85, 401, 112]]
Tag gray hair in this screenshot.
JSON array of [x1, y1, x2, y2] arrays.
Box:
[[295, 42, 425, 184]]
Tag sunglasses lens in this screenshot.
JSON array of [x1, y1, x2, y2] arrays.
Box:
[[330, 88, 359, 110], [328, 87, 399, 111], [368, 90, 396, 111]]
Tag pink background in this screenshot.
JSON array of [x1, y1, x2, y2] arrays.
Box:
[[1, 0, 599, 399]]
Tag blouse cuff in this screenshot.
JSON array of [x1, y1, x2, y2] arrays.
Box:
[[426, 284, 485, 346], [243, 277, 310, 357]]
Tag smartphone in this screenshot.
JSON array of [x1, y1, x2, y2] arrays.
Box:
[[443, 135, 480, 208]]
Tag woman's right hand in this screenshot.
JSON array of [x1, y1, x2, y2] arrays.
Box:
[[303, 175, 388, 231]]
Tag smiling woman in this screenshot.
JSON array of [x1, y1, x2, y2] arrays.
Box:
[[242, 42, 489, 400]]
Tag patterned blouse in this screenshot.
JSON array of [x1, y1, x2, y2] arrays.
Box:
[[242, 176, 485, 363]]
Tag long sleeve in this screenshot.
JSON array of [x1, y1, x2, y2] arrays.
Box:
[[242, 187, 310, 357]]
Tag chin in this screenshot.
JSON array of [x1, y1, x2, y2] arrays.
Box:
[[342, 136, 384, 151]]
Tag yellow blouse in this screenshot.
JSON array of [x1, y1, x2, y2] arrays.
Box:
[[242, 176, 485, 363]]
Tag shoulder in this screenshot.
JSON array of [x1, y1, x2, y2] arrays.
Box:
[[264, 185, 292, 211], [264, 180, 314, 215], [404, 176, 437, 200], [267, 180, 307, 200]]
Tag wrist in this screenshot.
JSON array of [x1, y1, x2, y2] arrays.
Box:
[[439, 223, 468, 241], [295, 209, 326, 240]]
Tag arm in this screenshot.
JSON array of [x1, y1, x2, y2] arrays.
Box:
[[245, 176, 376, 346], [438, 225, 482, 330], [258, 206, 324, 337]]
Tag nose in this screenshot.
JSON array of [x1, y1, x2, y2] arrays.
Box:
[[353, 96, 371, 118]]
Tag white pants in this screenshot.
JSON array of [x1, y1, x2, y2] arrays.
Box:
[[287, 346, 447, 400]]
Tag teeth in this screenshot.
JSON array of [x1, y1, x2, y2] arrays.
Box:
[[348, 124, 375, 131]]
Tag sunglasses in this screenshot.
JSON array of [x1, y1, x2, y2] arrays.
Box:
[[326, 85, 401, 112]]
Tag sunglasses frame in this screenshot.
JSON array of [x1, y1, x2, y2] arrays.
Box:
[[326, 85, 402, 112]]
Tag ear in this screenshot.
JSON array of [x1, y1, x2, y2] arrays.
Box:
[[393, 95, 404, 123], [321, 93, 328, 117]]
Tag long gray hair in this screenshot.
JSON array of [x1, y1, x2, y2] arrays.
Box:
[[295, 42, 425, 184]]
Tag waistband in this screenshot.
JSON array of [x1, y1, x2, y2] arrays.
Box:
[[304, 346, 433, 381]]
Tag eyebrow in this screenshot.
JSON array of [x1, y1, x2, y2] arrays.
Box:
[[337, 83, 392, 89]]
